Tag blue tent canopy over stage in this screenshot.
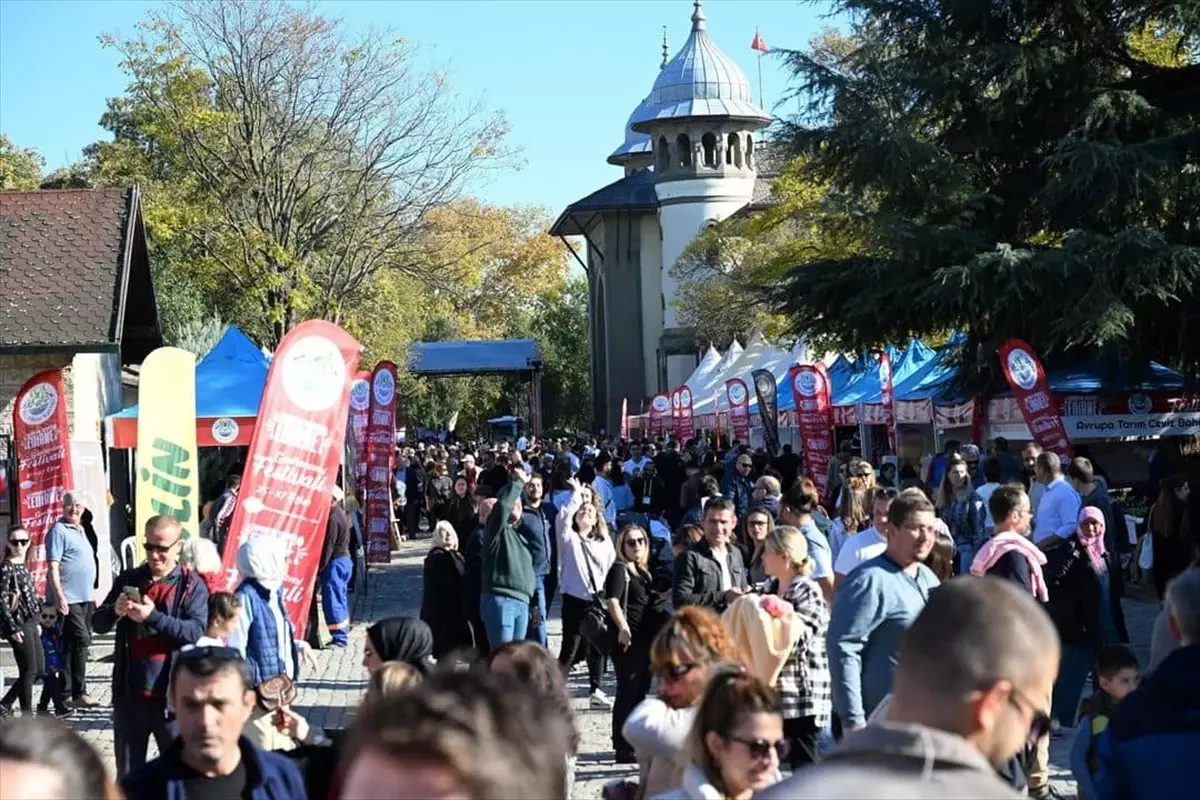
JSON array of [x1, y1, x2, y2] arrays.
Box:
[[106, 326, 269, 448], [408, 338, 544, 436]]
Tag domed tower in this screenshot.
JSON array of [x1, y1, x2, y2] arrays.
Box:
[[631, 0, 769, 388]]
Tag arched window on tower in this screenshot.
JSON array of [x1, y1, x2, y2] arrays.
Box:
[[676, 134, 692, 168], [727, 133, 741, 168], [701, 133, 717, 168], [656, 136, 670, 172], [747, 135, 755, 169]]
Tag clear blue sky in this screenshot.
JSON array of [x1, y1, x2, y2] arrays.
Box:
[[0, 0, 834, 216]]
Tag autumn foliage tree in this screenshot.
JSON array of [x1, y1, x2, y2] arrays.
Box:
[[95, 0, 510, 346]]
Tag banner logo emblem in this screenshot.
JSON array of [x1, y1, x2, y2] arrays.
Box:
[[211, 417, 239, 445], [679, 388, 692, 406], [652, 395, 670, 413], [349, 378, 371, 411], [373, 370, 396, 406], [728, 382, 746, 404], [1006, 349, 1039, 390], [17, 382, 58, 426], [793, 371, 820, 397], [1127, 393, 1152, 415], [282, 336, 348, 412]]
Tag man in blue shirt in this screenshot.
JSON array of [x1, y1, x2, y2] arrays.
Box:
[[827, 489, 941, 731], [45, 491, 99, 708]]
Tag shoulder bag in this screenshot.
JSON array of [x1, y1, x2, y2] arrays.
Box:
[[579, 545, 626, 655]]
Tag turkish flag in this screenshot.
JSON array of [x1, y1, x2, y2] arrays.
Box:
[[751, 29, 768, 53]]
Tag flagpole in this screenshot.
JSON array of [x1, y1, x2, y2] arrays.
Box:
[[757, 52, 764, 109]]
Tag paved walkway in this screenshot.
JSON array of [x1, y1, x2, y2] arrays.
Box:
[[0, 541, 1163, 798]]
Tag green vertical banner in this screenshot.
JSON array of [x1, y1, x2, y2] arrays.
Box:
[[135, 347, 200, 561]]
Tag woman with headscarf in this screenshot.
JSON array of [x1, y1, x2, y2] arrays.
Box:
[[229, 536, 301, 751], [421, 522, 474, 657], [362, 617, 435, 676], [1043, 506, 1122, 727]]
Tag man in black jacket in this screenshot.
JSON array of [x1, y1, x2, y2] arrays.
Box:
[[518, 473, 557, 647], [672, 497, 747, 612]]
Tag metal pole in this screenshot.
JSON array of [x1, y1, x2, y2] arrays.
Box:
[[758, 53, 764, 109]]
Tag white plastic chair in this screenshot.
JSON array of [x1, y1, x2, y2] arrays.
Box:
[[120, 536, 138, 572]]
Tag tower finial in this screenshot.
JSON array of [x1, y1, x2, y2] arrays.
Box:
[[691, 0, 706, 32], [661, 26, 670, 68]]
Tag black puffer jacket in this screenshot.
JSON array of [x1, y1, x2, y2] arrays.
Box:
[[1043, 538, 1103, 647]]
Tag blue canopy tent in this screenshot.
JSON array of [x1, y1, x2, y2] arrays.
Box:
[[106, 326, 269, 448]]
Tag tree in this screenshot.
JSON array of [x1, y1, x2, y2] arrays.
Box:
[[101, 0, 511, 346], [673, 155, 857, 348], [0, 135, 44, 190], [769, 3, 1200, 386]]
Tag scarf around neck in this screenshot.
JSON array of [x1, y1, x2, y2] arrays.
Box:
[[970, 532, 1049, 601]]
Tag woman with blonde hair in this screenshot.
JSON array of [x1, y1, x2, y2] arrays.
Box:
[[557, 476, 616, 709], [656, 665, 785, 799], [364, 660, 423, 703], [761, 526, 831, 768], [607, 525, 671, 763], [621, 606, 740, 799], [420, 522, 473, 657]]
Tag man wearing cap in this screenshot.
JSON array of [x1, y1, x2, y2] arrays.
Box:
[[320, 485, 353, 647], [45, 490, 100, 708]]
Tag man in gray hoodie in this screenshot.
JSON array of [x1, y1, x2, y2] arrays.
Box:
[[760, 576, 1060, 799]]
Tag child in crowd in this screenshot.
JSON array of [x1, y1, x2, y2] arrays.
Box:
[[37, 603, 69, 716], [194, 591, 242, 647], [1070, 644, 1140, 799]]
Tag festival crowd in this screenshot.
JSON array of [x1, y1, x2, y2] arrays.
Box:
[[1, 433, 1198, 800]]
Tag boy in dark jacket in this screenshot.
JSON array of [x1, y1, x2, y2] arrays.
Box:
[[37, 603, 70, 716]]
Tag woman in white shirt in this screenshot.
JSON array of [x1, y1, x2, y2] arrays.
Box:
[[556, 478, 617, 709]]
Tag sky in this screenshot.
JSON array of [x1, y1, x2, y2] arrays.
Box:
[[0, 0, 835, 216]]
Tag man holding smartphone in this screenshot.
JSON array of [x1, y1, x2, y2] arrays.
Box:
[[94, 514, 209, 776]]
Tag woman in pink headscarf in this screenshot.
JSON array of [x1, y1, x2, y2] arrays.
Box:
[[1042, 505, 1123, 726]]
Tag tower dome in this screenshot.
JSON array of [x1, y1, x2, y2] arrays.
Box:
[[608, 96, 656, 167], [631, 0, 769, 131], [608, 29, 674, 169]]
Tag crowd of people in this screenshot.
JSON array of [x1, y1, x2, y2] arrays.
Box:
[[1, 432, 1198, 800]]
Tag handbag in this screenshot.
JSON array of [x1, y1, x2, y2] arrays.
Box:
[[256, 673, 297, 712], [578, 543, 623, 655]]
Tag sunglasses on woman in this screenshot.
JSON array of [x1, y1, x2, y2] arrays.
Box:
[[624, 537, 646, 548], [726, 735, 790, 761], [7, 538, 30, 548], [656, 662, 697, 682]]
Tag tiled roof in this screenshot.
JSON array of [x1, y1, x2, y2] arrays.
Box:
[[0, 188, 147, 351]]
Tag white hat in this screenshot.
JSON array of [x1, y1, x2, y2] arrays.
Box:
[[331, 484, 345, 501]]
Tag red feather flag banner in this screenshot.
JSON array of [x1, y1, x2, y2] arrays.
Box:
[[216, 320, 362, 639], [751, 29, 768, 53]]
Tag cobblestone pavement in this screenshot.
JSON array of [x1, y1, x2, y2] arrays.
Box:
[[0, 540, 1164, 798]]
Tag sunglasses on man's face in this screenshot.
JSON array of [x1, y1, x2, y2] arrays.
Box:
[[726, 735, 790, 761], [1006, 685, 1053, 746], [144, 539, 180, 555]]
